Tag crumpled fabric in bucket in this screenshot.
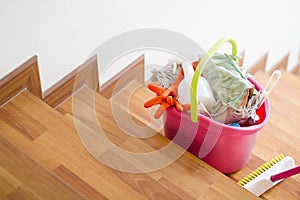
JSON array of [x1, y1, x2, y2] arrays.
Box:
[[201, 53, 261, 124], [210, 89, 261, 125], [202, 53, 254, 110]]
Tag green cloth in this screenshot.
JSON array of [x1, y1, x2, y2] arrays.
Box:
[[202, 53, 254, 110]]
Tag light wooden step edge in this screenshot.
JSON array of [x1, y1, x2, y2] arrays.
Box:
[[100, 54, 145, 99], [0, 55, 100, 109], [267, 52, 290, 73], [0, 54, 144, 109], [43, 55, 100, 108], [290, 48, 300, 75], [247, 52, 269, 74], [0, 55, 42, 107]]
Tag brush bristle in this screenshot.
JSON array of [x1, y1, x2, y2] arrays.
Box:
[[238, 154, 285, 186]]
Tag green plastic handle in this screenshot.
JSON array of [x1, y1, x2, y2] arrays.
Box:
[[190, 36, 238, 122]]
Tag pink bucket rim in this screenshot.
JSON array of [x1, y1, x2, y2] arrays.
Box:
[[166, 77, 270, 134], [166, 98, 269, 132]]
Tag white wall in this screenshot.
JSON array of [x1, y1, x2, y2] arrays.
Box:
[[0, 0, 299, 90]]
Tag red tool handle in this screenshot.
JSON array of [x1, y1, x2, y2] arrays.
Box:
[[271, 166, 300, 182]]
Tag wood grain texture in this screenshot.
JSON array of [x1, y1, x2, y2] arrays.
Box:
[[0, 134, 86, 200], [43, 55, 99, 108], [290, 64, 299, 75], [0, 89, 257, 199], [2, 54, 300, 198], [247, 52, 269, 74], [280, 71, 300, 89], [57, 86, 258, 200], [0, 101, 47, 141], [0, 55, 42, 106], [54, 165, 108, 200], [5, 186, 40, 200], [63, 81, 300, 199], [100, 54, 144, 99]]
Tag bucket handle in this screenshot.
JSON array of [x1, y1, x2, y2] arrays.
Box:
[[190, 37, 238, 122]]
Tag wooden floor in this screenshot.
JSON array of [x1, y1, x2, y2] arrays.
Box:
[[0, 70, 300, 199]]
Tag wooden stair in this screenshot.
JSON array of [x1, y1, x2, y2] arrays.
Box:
[[0, 88, 257, 200], [1, 53, 300, 199], [246, 48, 300, 75]]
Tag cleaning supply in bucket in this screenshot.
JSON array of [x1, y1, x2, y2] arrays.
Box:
[[177, 61, 216, 114], [144, 83, 189, 118], [144, 36, 280, 173], [145, 37, 281, 126], [255, 70, 281, 110], [145, 37, 266, 126], [238, 154, 300, 196], [200, 53, 259, 125], [210, 69, 281, 125], [150, 59, 182, 88]]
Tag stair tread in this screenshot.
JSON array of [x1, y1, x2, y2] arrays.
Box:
[[2, 74, 300, 199], [0, 88, 257, 199], [58, 85, 258, 199], [58, 82, 300, 199], [254, 70, 300, 90]]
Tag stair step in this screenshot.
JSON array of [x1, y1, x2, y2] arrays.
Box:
[[281, 71, 300, 89], [254, 70, 300, 109], [0, 87, 257, 199], [2, 71, 300, 199], [56, 86, 259, 199], [1, 51, 299, 199]]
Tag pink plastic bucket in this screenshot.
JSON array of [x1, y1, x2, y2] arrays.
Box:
[[164, 77, 270, 173]]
